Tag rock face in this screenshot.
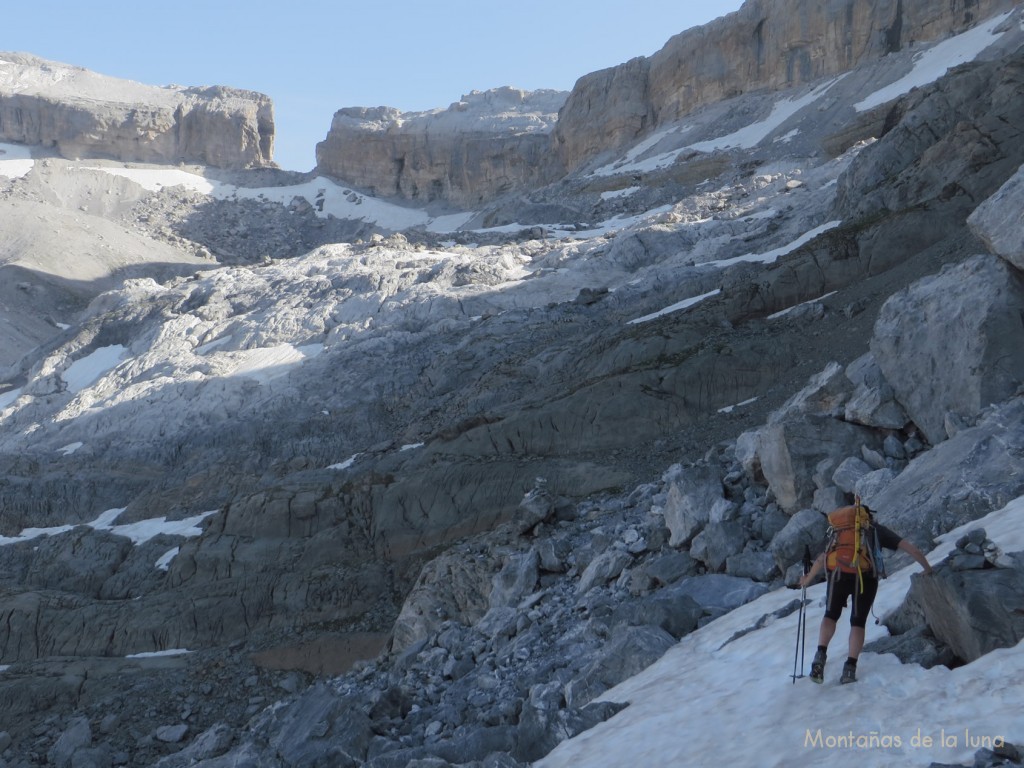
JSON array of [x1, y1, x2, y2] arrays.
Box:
[[969, 163, 1024, 271], [871, 254, 1024, 446], [0, 53, 274, 168], [315, 88, 567, 207], [554, 0, 1023, 171]]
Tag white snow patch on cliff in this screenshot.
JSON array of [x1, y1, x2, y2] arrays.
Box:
[[855, 11, 1014, 111]]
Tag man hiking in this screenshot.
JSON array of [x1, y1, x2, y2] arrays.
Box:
[[798, 498, 933, 684]]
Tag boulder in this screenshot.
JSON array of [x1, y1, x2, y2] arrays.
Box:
[[871, 254, 1024, 446], [769, 509, 829, 576], [48, 716, 92, 768], [662, 464, 726, 547], [666, 574, 769, 614], [690, 521, 747, 573], [725, 550, 779, 582], [564, 625, 675, 708], [968, 163, 1024, 272], [489, 551, 539, 609], [577, 551, 633, 594], [844, 353, 909, 427], [869, 399, 1024, 543], [904, 554, 1024, 663]]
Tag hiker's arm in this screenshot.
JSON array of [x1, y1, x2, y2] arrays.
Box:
[[798, 553, 825, 587], [898, 539, 934, 574]]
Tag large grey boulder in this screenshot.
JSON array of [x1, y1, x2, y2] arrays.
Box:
[[690, 521, 747, 573], [901, 536, 1024, 663], [769, 509, 829, 576], [871, 254, 1024, 446], [870, 399, 1024, 543], [666, 574, 769, 614], [563, 625, 675, 708], [661, 464, 726, 547], [969, 163, 1024, 272], [843, 353, 908, 429]]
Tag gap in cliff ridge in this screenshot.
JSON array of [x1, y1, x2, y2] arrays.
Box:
[[885, 0, 905, 54]]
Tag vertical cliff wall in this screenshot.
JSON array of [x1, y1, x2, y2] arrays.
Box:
[[314, 87, 567, 208], [0, 53, 274, 169], [554, 0, 1022, 171]]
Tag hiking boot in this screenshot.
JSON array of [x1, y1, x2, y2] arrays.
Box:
[[810, 650, 826, 684], [840, 660, 857, 684]]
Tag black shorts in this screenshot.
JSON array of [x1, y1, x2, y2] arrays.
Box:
[[824, 570, 878, 628]]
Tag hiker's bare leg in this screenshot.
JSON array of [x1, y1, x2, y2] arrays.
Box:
[[818, 617, 837, 648], [849, 626, 865, 659]]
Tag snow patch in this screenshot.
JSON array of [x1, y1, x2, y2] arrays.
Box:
[[687, 77, 846, 153], [0, 141, 33, 178], [709, 220, 841, 268], [627, 289, 722, 325], [328, 454, 360, 471], [125, 649, 192, 659], [84, 166, 476, 233], [0, 388, 21, 410], [0, 508, 217, 547], [718, 397, 758, 414], [57, 442, 84, 456], [156, 547, 180, 571], [855, 11, 1013, 111], [768, 291, 838, 320], [62, 345, 126, 394]]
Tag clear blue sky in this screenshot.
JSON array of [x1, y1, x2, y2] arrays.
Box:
[[2, 1, 744, 171]]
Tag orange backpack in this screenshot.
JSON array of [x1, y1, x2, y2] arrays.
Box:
[[825, 501, 876, 590]]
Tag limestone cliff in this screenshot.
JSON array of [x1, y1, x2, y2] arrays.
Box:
[[317, 0, 1022, 204], [554, 0, 1022, 171], [315, 86, 566, 207], [0, 53, 274, 168]]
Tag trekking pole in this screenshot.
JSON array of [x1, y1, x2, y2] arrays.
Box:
[[792, 544, 812, 683]]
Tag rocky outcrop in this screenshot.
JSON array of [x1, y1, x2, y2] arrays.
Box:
[[554, 0, 1023, 171], [871, 254, 1024, 446], [969, 163, 1024, 271], [315, 88, 566, 207], [0, 53, 274, 168]]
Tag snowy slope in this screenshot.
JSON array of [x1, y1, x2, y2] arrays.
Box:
[[538, 498, 1024, 768]]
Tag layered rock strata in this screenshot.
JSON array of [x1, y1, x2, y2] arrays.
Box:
[[0, 53, 274, 168], [315, 87, 566, 207], [554, 0, 1023, 171]]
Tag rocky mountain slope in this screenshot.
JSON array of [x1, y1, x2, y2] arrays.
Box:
[[0, 2, 1023, 766]]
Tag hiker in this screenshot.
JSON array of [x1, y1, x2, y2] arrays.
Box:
[[798, 500, 933, 684]]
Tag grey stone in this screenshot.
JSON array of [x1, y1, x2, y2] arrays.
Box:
[[577, 551, 633, 594], [869, 399, 1024, 541], [769, 509, 828, 576], [690, 521, 746, 573], [853, 468, 897, 505], [871, 254, 1024, 446], [609, 590, 704, 640], [968, 163, 1024, 271], [832, 456, 872, 495], [48, 717, 92, 768], [903, 560, 1024, 663], [489, 551, 539, 610], [666, 574, 769, 613], [812, 486, 846, 514], [641, 551, 697, 586], [155, 725, 189, 744], [662, 464, 725, 547], [564, 625, 675, 708], [725, 550, 779, 582]]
